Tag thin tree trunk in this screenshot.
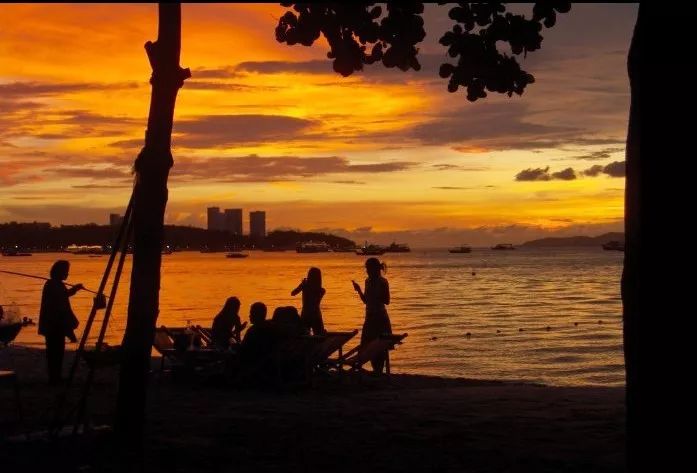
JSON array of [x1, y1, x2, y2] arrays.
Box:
[[115, 2, 189, 447]]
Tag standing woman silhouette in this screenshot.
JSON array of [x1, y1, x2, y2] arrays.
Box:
[[352, 257, 391, 373], [291, 267, 326, 335]]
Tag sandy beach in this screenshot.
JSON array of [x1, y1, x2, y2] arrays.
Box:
[[1, 344, 625, 472]]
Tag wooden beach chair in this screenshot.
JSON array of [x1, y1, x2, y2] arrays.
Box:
[[1, 322, 24, 426], [194, 321, 248, 348], [310, 330, 359, 377], [152, 326, 183, 371], [337, 333, 408, 377]]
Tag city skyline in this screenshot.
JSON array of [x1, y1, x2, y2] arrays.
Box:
[[0, 4, 636, 246]]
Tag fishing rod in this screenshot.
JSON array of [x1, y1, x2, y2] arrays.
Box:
[[0, 269, 107, 297]]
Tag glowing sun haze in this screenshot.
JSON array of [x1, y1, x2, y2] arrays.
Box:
[[0, 3, 637, 246]]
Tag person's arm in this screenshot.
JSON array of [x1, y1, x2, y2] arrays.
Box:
[[352, 280, 366, 304], [67, 283, 84, 297], [319, 287, 326, 301], [291, 279, 305, 296], [383, 279, 390, 305]]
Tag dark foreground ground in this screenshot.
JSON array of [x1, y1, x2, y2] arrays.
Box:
[[0, 345, 625, 472]]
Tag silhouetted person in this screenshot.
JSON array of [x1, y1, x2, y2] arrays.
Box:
[[240, 302, 277, 366], [271, 305, 307, 338], [291, 267, 326, 335], [352, 257, 392, 373], [211, 296, 242, 349], [38, 260, 83, 385]]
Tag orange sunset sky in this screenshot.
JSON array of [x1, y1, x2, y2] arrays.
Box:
[[0, 3, 638, 246]]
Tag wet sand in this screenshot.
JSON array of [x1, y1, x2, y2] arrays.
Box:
[[0, 345, 625, 472]]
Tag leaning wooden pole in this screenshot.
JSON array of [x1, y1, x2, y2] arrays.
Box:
[[115, 2, 189, 447]]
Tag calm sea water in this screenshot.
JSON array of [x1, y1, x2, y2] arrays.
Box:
[[0, 248, 625, 387]]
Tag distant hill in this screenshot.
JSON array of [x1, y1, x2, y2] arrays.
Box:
[[0, 222, 355, 251], [521, 232, 625, 248]]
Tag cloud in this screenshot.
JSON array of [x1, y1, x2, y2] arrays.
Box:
[[431, 163, 489, 171], [570, 147, 625, 160], [551, 167, 577, 181], [0, 81, 140, 98], [169, 155, 416, 183], [172, 114, 319, 148], [582, 165, 604, 177], [581, 161, 626, 178], [515, 167, 552, 181], [602, 160, 626, 178]]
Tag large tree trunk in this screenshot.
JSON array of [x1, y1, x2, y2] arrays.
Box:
[[622, 6, 646, 471], [115, 3, 189, 447]]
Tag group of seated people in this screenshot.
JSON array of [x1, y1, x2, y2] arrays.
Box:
[[209, 296, 308, 362], [178, 296, 312, 383]]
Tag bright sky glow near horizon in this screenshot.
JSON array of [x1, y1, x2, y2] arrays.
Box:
[[0, 3, 638, 246]]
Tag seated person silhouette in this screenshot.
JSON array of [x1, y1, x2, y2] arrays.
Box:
[[240, 302, 277, 368], [211, 296, 242, 349], [271, 306, 308, 339]]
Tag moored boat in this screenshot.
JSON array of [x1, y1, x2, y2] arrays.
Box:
[[491, 243, 515, 250], [225, 252, 249, 258], [385, 242, 410, 253], [296, 241, 332, 253], [355, 243, 386, 256], [448, 245, 472, 254], [602, 241, 625, 251]]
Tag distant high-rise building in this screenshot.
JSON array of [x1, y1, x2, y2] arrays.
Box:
[[109, 213, 124, 226], [224, 208, 243, 235], [207, 207, 224, 231], [249, 211, 266, 238]]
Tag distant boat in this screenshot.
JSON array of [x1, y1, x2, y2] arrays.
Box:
[[162, 245, 174, 255], [448, 245, 472, 254], [225, 252, 249, 259], [355, 244, 386, 256], [1, 249, 32, 257], [65, 244, 106, 255], [491, 243, 515, 250], [332, 247, 357, 253], [385, 242, 411, 253], [296, 241, 332, 253], [602, 241, 625, 251]]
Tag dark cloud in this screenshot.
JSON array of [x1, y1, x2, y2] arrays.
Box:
[[581, 161, 626, 178], [551, 167, 577, 181], [235, 53, 448, 83], [404, 101, 620, 152], [172, 115, 319, 148], [571, 147, 625, 161], [189, 66, 240, 79], [515, 167, 551, 181], [169, 155, 415, 183], [0, 81, 139, 97], [49, 166, 132, 180], [329, 180, 366, 185], [582, 165, 604, 177], [603, 160, 626, 178], [431, 163, 489, 171], [71, 184, 133, 189], [184, 81, 263, 91]]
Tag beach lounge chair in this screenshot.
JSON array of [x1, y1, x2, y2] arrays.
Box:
[[152, 326, 183, 371], [153, 326, 234, 376], [337, 333, 408, 377], [1, 322, 24, 425], [310, 330, 358, 377], [194, 322, 248, 348]]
